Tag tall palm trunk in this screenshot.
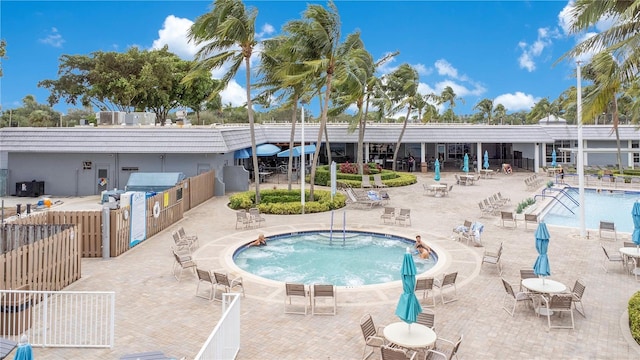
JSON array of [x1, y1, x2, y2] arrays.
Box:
[[613, 97, 623, 173], [287, 98, 298, 191], [246, 56, 260, 204], [309, 70, 333, 202], [392, 105, 412, 171], [357, 98, 367, 174]]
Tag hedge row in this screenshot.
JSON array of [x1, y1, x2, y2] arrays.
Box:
[[229, 189, 346, 215], [630, 291, 640, 345], [314, 164, 417, 187]]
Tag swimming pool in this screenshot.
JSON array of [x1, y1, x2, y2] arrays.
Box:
[[232, 231, 438, 286], [542, 188, 640, 232]]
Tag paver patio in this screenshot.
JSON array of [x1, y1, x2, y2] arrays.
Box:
[[3, 171, 640, 359]]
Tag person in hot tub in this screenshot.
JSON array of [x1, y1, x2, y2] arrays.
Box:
[[414, 235, 431, 259], [249, 233, 267, 246]]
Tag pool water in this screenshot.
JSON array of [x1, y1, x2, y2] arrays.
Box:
[[542, 189, 640, 232], [233, 231, 437, 286]]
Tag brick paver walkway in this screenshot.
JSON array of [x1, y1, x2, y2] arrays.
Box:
[[4, 171, 640, 359]]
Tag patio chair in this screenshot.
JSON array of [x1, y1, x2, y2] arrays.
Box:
[[172, 231, 192, 252], [178, 227, 199, 249], [235, 211, 251, 229], [195, 268, 216, 300], [519, 269, 537, 292], [481, 242, 503, 275], [395, 208, 411, 226], [500, 211, 517, 228], [599, 221, 617, 241], [415, 277, 436, 307], [311, 284, 337, 315], [423, 183, 435, 196], [284, 282, 309, 315], [501, 278, 531, 317], [249, 207, 266, 227], [425, 334, 463, 360], [360, 314, 387, 360], [452, 220, 472, 242], [381, 345, 416, 360], [373, 174, 388, 188], [381, 207, 396, 224], [434, 272, 458, 304], [497, 192, 511, 203], [361, 175, 373, 189], [600, 244, 624, 273], [172, 251, 197, 281], [542, 294, 574, 329], [213, 272, 245, 300], [566, 279, 586, 317], [443, 184, 453, 196], [524, 213, 538, 230], [416, 309, 436, 330]]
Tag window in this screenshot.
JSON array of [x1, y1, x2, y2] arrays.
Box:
[[633, 141, 639, 164]]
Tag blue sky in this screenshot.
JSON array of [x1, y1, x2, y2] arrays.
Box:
[[0, 0, 603, 117]]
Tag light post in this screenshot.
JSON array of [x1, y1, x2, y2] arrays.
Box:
[[300, 102, 305, 214], [577, 61, 586, 237]]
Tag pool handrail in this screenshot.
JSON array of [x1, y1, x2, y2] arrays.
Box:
[[534, 192, 575, 215], [543, 186, 579, 206]]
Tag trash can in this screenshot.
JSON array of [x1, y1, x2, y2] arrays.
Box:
[[15, 181, 44, 197], [0, 285, 31, 335], [421, 162, 428, 173]]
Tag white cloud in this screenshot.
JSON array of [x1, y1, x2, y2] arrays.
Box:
[[39, 27, 65, 48], [493, 92, 539, 112], [558, 1, 575, 35], [257, 23, 275, 39], [434, 59, 458, 78], [220, 79, 247, 107], [151, 15, 199, 59], [517, 27, 558, 72], [413, 63, 431, 76], [434, 79, 485, 98]]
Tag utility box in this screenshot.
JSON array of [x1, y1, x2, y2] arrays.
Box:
[[15, 181, 45, 197]]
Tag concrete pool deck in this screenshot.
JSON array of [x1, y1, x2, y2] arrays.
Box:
[[3, 170, 640, 359]]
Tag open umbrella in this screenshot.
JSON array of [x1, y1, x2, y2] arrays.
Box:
[[395, 248, 422, 326], [463, 153, 469, 173], [632, 201, 640, 248], [533, 222, 551, 281], [483, 150, 489, 170], [551, 149, 557, 167], [13, 335, 33, 360], [434, 159, 441, 182]]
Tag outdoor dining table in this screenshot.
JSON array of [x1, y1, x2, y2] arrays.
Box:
[[460, 174, 475, 185], [429, 184, 447, 197], [383, 322, 437, 350], [547, 167, 563, 177], [521, 278, 567, 316], [480, 169, 494, 179], [620, 247, 640, 275]]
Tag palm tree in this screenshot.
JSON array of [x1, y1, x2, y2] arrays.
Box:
[[473, 98, 494, 124], [493, 104, 507, 125], [438, 86, 464, 121], [560, 0, 640, 83], [384, 63, 419, 171], [582, 52, 625, 173], [188, 0, 261, 202], [285, 1, 368, 200]]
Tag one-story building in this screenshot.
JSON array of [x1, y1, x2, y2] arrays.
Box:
[[0, 123, 638, 197]]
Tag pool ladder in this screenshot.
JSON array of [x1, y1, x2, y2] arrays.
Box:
[[535, 186, 577, 214], [329, 210, 346, 246]]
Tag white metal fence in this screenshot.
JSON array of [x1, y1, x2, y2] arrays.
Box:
[[195, 293, 241, 360], [0, 289, 115, 348]]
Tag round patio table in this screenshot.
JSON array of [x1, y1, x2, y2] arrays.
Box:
[[383, 322, 436, 350], [521, 278, 567, 316], [620, 247, 640, 275]]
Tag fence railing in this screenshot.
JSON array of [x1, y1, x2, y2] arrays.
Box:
[[0, 289, 115, 348], [194, 293, 241, 360]]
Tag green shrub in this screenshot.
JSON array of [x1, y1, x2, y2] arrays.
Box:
[[313, 164, 414, 187], [630, 291, 640, 345], [229, 189, 346, 215], [515, 197, 536, 214]]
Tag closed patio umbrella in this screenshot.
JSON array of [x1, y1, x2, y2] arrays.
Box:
[[13, 335, 33, 360], [434, 159, 440, 182], [395, 249, 422, 326], [551, 149, 557, 167], [463, 153, 469, 173], [533, 222, 551, 281], [632, 202, 640, 248], [483, 150, 489, 170]]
